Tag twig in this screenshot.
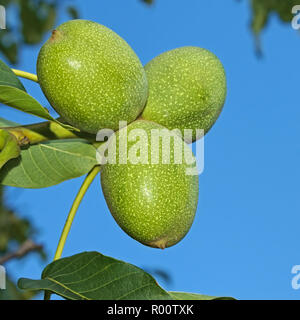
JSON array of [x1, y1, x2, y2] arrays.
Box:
[[0, 240, 43, 265]]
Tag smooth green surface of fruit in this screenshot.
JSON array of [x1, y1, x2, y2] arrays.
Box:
[[142, 46, 227, 143], [37, 19, 148, 134], [101, 120, 199, 249]]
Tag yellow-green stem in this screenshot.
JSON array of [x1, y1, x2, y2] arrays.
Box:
[[3, 120, 96, 146], [44, 166, 101, 300], [12, 69, 38, 83], [54, 166, 101, 260]]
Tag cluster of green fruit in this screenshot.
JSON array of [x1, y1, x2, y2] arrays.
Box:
[[37, 20, 226, 249]]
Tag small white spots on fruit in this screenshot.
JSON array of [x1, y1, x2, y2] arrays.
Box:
[[142, 46, 226, 143], [37, 19, 148, 134], [101, 120, 199, 249]]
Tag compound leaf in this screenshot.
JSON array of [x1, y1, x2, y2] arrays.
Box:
[[0, 85, 78, 131], [0, 139, 97, 188]]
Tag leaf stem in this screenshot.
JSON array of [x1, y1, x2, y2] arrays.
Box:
[[55, 166, 101, 260], [44, 166, 101, 300], [11, 69, 38, 83], [4, 120, 94, 146]]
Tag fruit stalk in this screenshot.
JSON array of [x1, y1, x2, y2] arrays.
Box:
[[54, 165, 101, 260], [44, 165, 101, 300], [11, 69, 38, 83]]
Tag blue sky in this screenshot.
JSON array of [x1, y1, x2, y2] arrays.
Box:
[[2, 0, 300, 300]]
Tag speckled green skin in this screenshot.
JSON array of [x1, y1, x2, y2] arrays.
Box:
[[101, 120, 199, 249], [37, 20, 148, 134], [142, 47, 226, 143]]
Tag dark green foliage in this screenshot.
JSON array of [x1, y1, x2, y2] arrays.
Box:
[[0, 0, 298, 64], [0, 186, 44, 300], [251, 0, 299, 35], [19, 0, 56, 45], [0, 186, 34, 253], [0, 0, 79, 64], [141, 0, 154, 5], [250, 0, 299, 54], [66, 6, 79, 19]]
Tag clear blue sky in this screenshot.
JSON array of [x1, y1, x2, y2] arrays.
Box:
[[2, 0, 300, 300]]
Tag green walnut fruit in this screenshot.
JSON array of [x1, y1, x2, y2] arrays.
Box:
[[37, 19, 148, 133], [142, 46, 226, 143], [100, 120, 199, 249]]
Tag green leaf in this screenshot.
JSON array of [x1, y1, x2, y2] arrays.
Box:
[[17, 251, 236, 300], [0, 85, 78, 131], [250, 0, 300, 36], [0, 129, 20, 169], [0, 139, 97, 188], [0, 117, 20, 127], [18, 251, 171, 300], [0, 275, 38, 300], [0, 60, 25, 91], [169, 291, 235, 300]]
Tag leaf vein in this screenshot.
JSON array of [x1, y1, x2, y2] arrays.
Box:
[[28, 147, 56, 183], [61, 262, 119, 285], [77, 271, 141, 295]]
